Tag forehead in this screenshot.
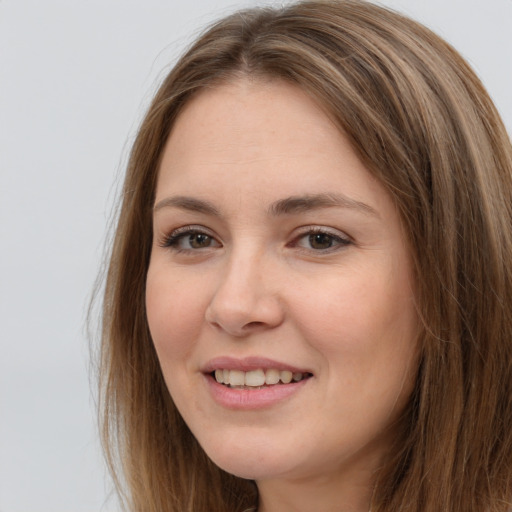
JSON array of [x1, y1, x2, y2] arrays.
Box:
[[154, 78, 398, 226], [163, 79, 338, 161], [159, 80, 364, 185]]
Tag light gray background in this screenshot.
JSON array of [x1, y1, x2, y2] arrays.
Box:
[[1, 1, 511, 511]]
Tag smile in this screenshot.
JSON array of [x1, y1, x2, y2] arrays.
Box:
[[213, 368, 311, 388]]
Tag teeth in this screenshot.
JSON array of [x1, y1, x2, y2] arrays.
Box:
[[265, 369, 280, 385], [245, 369, 266, 386], [228, 370, 245, 386], [280, 370, 292, 384], [213, 368, 308, 387]]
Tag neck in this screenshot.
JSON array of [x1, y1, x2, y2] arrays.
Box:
[[256, 469, 374, 512]]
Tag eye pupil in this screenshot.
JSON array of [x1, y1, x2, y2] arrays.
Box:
[[309, 233, 333, 249], [189, 233, 211, 248]]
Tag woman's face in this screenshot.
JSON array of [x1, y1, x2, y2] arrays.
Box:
[[146, 79, 419, 489]]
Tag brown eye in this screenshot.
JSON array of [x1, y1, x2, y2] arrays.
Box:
[[163, 228, 221, 251], [188, 233, 213, 249], [293, 229, 351, 252], [308, 233, 335, 250]]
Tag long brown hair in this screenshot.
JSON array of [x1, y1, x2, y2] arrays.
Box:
[[97, 1, 512, 510]]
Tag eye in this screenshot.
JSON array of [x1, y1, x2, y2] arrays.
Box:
[[293, 228, 351, 252], [161, 227, 221, 252]]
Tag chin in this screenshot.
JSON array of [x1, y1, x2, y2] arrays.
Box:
[[198, 432, 299, 480], [210, 454, 292, 481]]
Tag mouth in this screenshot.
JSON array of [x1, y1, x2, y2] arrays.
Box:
[[203, 357, 313, 409], [211, 368, 313, 389]]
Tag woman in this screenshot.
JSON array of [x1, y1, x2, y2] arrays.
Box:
[[97, 1, 512, 511]]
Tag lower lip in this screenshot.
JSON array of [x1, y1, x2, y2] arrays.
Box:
[[205, 375, 310, 410]]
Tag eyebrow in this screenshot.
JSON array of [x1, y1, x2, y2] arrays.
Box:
[[153, 196, 221, 216], [153, 193, 379, 218], [268, 193, 379, 217]]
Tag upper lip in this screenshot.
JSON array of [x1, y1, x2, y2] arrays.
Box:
[[202, 356, 312, 374]]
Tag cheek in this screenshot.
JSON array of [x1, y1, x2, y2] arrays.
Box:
[[145, 265, 206, 362], [296, 270, 413, 338], [291, 263, 418, 381]]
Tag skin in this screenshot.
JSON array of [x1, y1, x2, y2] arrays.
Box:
[[146, 79, 419, 512]]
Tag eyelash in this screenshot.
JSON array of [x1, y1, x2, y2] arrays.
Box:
[[159, 225, 219, 252], [159, 225, 352, 254], [290, 227, 352, 252]]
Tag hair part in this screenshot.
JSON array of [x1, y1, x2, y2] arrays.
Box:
[[97, 1, 512, 510]]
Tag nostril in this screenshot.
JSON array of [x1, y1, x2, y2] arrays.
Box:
[[245, 321, 265, 329], [205, 291, 285, 336]]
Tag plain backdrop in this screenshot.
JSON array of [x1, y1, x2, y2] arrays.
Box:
[[1, 1, 511, 511]]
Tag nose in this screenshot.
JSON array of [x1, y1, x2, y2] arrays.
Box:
[[205, 250, 285, 337]]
